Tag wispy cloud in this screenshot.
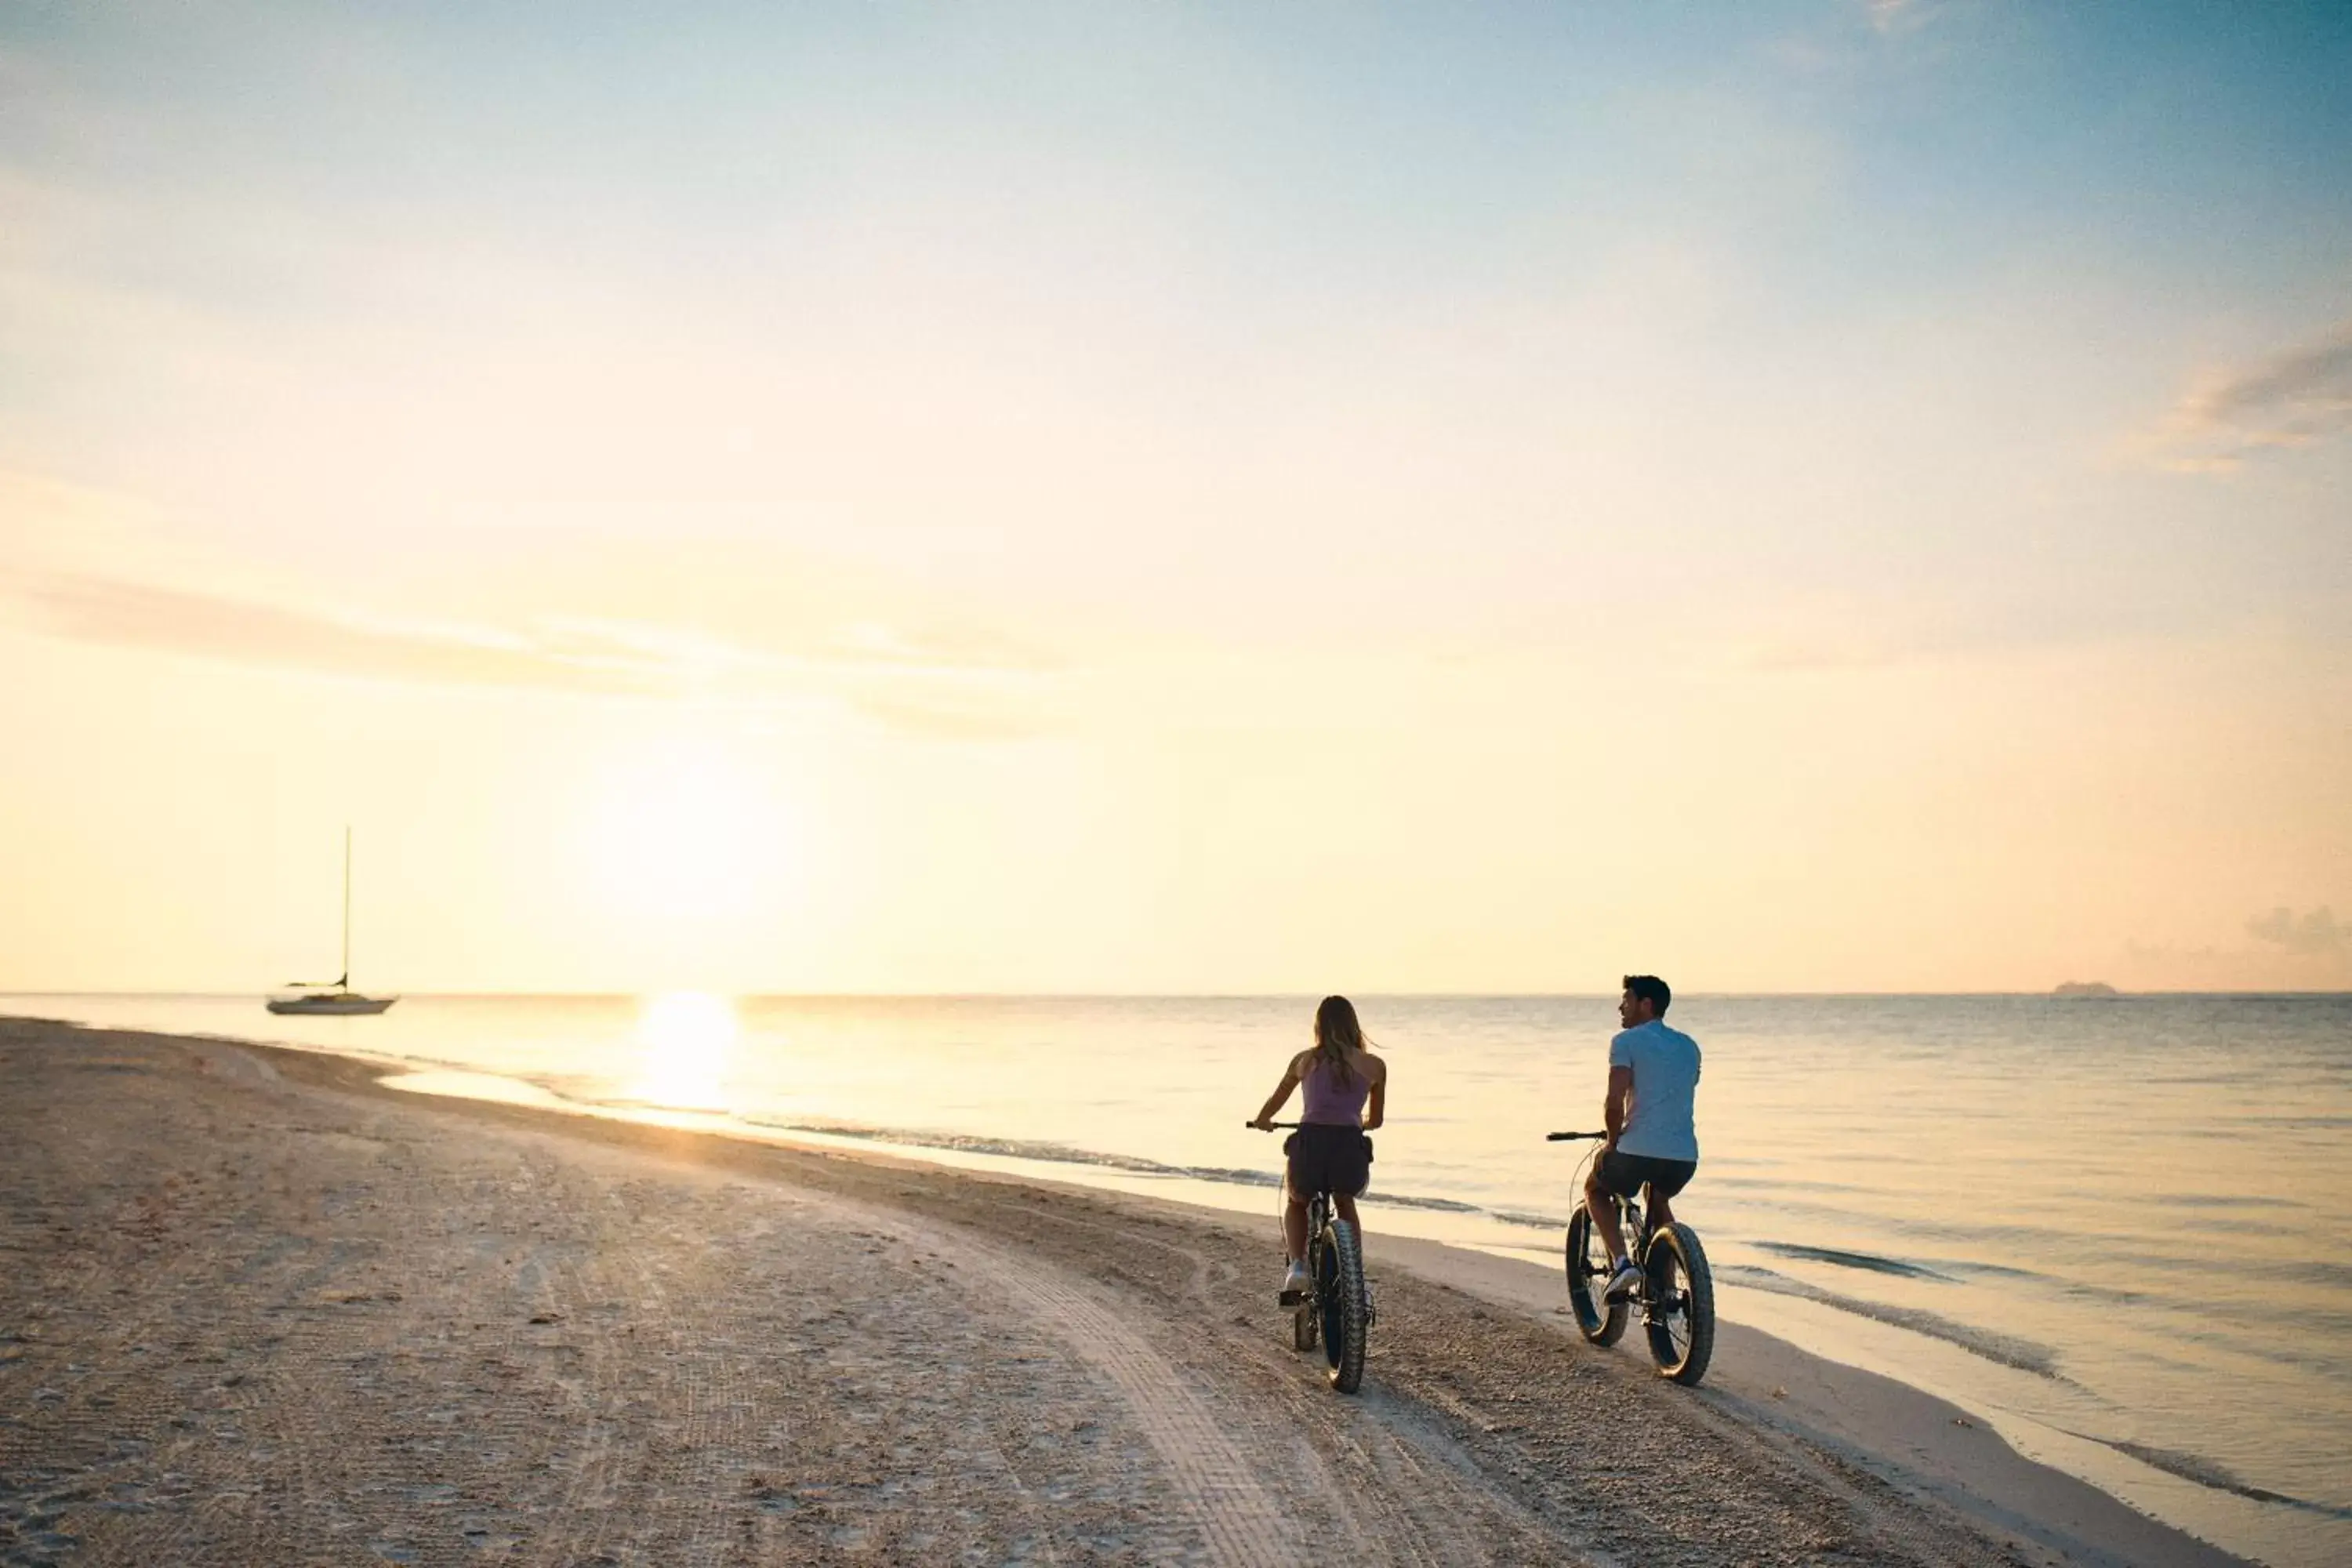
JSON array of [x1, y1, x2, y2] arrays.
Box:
[[2, 570, 1058, 739], [1865, 0, 1929, 35], [2132, 321, 2352, 475], [2121, 906, 2352, 989], [2247, 905, 2347, 958]]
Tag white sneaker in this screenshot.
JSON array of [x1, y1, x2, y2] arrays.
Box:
[[1602, 1259, 1642, 1302], [1283, 1261, 1309, 1295]]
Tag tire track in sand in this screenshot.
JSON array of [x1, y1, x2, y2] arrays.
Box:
[[869, 1221, 1305, 1568], [993, 1201, 1573, 1565], [829, 1187, 1580, 1566]]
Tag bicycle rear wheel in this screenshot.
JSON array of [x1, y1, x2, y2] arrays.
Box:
[[1642, 1222, 1715, 1385], [1319, 1218, 1368, 1393], [1564, 1206, 1628, 1346]]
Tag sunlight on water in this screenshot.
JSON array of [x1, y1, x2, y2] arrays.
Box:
[[628, 991, 738, 1111]]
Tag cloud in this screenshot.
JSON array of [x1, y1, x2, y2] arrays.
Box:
[[2119, 906, 2352, 989], [1, 570, 1058, 739], [2246, 905, 2347, 957], [2132, 321, 2352, 475], [1864, 0, 1936, 35]]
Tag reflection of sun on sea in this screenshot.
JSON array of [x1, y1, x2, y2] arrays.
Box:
[[630, 992, 738, 1111]]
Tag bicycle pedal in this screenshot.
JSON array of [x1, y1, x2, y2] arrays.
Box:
[[1278, 1288, 1306, 1307]]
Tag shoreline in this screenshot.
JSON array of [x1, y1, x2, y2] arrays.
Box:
[[4, 1015, 2249, 1566], [168, 1010, 2301, 1560]]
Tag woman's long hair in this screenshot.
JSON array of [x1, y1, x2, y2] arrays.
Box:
[[1312, 995, 1368, 1088]]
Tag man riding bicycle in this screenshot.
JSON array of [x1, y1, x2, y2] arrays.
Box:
[[1586, 975, 1700, 1302]]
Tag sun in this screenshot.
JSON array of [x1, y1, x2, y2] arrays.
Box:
[[630, 991, 738, 1111]]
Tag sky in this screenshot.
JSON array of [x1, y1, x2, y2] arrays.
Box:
[[2, 0, 2347, 994]]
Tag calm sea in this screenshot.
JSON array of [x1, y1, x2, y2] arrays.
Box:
[[14, 992, 2349, 1568]]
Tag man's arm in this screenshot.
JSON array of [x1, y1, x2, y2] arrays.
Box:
[[1602, 1065, 1633, 1149]]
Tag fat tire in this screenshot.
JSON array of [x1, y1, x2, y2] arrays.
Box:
[[1643, 1222, 1715, 1386], [1565, 1207, 1628, 1346], [1323, 1218, 1369, 1394]]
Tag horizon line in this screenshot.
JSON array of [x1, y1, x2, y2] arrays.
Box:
[[6, 988, 2348, 1003]]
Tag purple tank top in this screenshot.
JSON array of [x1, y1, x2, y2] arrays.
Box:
[[1300, 1055, 1370, 1126]]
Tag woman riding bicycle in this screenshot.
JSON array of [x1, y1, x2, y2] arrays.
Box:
[[1250, 995, 1388, 1296]]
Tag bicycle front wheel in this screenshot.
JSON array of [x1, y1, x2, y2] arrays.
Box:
[[1319, 1218, 1368, 1394], [1642, 1222, 1715, 1386], [1564, 1206, 1628, 1346]]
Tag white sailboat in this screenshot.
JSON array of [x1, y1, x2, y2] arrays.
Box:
[[267, 828, 397, 1015]]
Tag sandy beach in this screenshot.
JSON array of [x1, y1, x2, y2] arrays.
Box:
[[2, 1018, 2245, 1567]]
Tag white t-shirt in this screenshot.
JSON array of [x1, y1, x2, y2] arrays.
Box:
[[1610, 1019, 1701, 1163]]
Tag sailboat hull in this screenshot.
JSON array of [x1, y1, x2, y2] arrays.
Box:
[[270, 828, 394, 1016], [267, 995, 397, 1016]]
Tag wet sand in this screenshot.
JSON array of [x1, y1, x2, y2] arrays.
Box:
[[1, 1018, 2245, 1566]]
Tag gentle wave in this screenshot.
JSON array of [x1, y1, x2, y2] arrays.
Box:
[[2159, 1192, 2309, 1210], [1716, 1263, 2063, 1377], [737, 1115, 1281, 1186], [729, 1114, 1512, 1217], [1709, 1175, 1877, 1196], [1751, 1242, 1955, 1282], [2080, 1436, 2352, 1522], [1929, 1258, 2047, 1282], [1490, 1209, 1573, 1230]]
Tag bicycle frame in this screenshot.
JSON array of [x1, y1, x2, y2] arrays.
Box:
[[1295, 1189, 1332, 1296], [1552, 1132, 1668, 1322]]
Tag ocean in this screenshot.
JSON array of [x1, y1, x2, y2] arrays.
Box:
[[14, 991, 2348, 1568]]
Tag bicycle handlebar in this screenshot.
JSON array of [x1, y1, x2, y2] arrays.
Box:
[[1258, 1125, 1604, 1139]]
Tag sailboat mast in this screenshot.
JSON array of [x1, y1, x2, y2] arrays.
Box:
[[341, 826, 353, 989]]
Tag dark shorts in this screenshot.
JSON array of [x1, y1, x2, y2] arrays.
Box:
[[1285, 1123, 1372, 1200], [1595, 1149, 1696, 1203]]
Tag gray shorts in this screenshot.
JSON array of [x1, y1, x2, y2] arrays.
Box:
[[1595, 1148, 1695, 1202]]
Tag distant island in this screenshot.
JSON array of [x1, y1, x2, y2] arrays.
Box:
[[2053, 981, 2120, 998]]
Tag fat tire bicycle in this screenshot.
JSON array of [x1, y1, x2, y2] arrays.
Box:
[[1548, 1131, 1715, 1386], [1250, 1120, 1372, 1394]]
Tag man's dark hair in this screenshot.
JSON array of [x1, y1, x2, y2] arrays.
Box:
[[1622, 975, 1671, 1016]]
